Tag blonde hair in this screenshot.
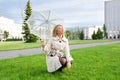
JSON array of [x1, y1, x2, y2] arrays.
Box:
[[52, 24, 64, 37]]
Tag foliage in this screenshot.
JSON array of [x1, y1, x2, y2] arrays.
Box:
[[3, 31, 9, 39], [65, 28, 84, 40], [28, 34, 38, 42], [76, 28, 81, 40], [70, 32, 76, 40], [92, 28, 103, 40], [6, 38, 22, 41], [65, 30, 71, 39], [80, 30, 84, 40], [103, 24, 108, 39], [92, 30, 97, 40], [96, 28, 103, 39], [67, 31, 76, 40], [22, 0, 38, 42]]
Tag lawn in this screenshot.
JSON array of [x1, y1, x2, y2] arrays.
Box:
[[0, 41, 41, 51], [0, 39, 118, 51], [0, 43, 119, 80]]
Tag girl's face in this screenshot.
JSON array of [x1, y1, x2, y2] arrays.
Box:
[[56, 26, 64, 35]]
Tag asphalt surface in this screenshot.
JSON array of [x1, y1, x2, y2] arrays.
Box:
[[0, 41, 120, 60]]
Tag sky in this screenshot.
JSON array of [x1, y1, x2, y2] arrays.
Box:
[[0, 0, 108, 28]]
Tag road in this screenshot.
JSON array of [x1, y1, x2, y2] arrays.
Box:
[[0, 41, 120, 60]]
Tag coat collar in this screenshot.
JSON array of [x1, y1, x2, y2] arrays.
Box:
[[52, 36, 68, 42]]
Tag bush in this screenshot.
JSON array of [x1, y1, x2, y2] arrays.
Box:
[[6, 38, 22, 41], [26, 34, 38, 42]]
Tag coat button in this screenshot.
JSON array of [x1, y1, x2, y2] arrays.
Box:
[[59, 41, 61, 43]]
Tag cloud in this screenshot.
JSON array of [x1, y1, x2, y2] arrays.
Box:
[[32, 0, 105, 10], [0, 0, 107, 26], [32, 0, 81, 10], [54, 1, 104, 26]]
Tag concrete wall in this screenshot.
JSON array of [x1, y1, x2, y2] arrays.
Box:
[[105, 0, 120, 39]]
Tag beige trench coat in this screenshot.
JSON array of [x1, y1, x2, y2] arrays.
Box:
[[43, 36, 73, 72]]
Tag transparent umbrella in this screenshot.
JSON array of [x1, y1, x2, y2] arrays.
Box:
[[26, 10, 64, 39]]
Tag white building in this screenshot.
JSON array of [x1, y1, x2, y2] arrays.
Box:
[[0, 16, 23, 40], [80, 26, 102, 40], [105, 0, 120, 39]]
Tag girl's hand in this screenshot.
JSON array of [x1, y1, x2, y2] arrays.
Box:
[[40, 39, 45, 48], [40, 39, 44, 44]]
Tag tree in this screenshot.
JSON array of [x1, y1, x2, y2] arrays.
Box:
[[3, 31, 9, 39], [103, 24, 108, 39], [80, 30, 84, 40], [22, 0, 38, 42], [76, 28, 81, 40], [96, 28, 103, 39], [65, 30, 71, 39], [70, 32, 75, 40], [92, 30, 97, 40]]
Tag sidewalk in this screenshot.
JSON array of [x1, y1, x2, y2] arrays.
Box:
[[0, 41, 120, 60]]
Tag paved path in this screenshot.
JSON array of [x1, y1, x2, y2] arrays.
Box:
[[0, 41, 120, 60]]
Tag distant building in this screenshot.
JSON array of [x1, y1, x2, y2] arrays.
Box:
[[105, 0, 120, 39], [0, 16, 23, 39], [80, 26, 102, 40]]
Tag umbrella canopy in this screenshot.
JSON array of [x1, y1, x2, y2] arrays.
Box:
[[26, 10, 64, 39]]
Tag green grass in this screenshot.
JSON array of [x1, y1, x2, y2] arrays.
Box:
[[0, 43, 120, 80], [0, 39, 118, 52], [0, 41, 41, 51]]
